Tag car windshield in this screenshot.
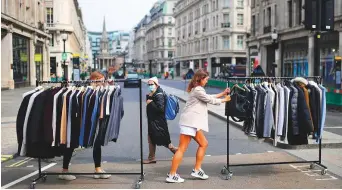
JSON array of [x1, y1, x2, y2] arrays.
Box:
[[127, 74, 138, 79]]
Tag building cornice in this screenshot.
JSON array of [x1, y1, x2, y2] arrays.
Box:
[[173, 0, 201, 17], [1, 13, 51, 38]]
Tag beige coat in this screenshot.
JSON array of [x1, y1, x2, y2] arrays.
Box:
[[179, 86, 222, 132]]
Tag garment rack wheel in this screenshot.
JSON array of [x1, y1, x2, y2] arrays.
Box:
[[309, 163, 316, 169], [42, 175, 47, 182], [134, 181, 142, 189], [221, 166, 229, 175], [321, 169, 327, 175], [30, 182, 36, 189]]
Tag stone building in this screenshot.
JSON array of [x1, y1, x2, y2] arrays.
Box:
[[247, 0, 342, 88], [1, 0, 51, 89], [173, 0, 251, 77]]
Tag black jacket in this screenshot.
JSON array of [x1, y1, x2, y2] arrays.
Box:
[[146, 86, 171, 146]]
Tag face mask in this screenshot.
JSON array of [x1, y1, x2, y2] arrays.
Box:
[[148, 85, 155, 92]]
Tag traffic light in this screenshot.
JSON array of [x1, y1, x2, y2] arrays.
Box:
[[303, 0, 334, 31], [303, 0, 318, 30], [321, 0, 334, 31]]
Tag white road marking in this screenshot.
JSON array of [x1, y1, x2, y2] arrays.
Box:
[[316, 176, 338, 180], [205, 155, 211, 157], [236, 153, 242, 155], [267, 151, 274, 153], [324, 126, 342, 128], [26, 165, 33, 168], [102, 161, 107, 163], [2, 163, 57, 189]]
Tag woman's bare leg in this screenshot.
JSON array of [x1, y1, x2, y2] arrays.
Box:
[[169, 134, 192, 175], [192, 130, 208, 170]]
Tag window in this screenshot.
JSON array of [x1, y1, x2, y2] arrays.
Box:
[[297, 0, 302, 25], [168, 17, 172, 24], [46, 7, 53, 26], [160, 51, 164, 58], [50, 33, 54, 46], [252, 15, 256, 36], [237, 14, 244, 25], [288, 0, 293, 27], [168, 51, 173, 58], [168, 28, 172, 35], [223, 36, 230, 49], [237, 35, 244, 48], [216, 15, 219, 26], [216, 36, 218, 49], [213, 0, 216, 11], [223, 0, 230, 8], [168, 39, 172, 47], [237, 0, 244, 7], [275, 5, 277, 27], [212, 37, 215, 49], [223, 14, 230, 23], [213, 16, 216, 27], [267, 7, 271, 26]]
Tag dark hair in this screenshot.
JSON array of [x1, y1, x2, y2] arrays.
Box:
[[186, 69, 208, 92]]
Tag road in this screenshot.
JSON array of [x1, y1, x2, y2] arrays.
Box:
[[157, 79, 342, 137], [1, 83, 342, 189]]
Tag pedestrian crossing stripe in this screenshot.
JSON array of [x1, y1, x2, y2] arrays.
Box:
[[1, 155, 14, 162], [6, 157, 33, 167]]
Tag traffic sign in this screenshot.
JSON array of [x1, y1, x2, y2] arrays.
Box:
[[62, 53, 67, 61]]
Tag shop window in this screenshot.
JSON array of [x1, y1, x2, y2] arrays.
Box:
[[12, 34, 30, 85]]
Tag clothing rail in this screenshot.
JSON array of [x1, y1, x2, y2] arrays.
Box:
[[221, 76, 327, 180], [29, 79, 144, 189]]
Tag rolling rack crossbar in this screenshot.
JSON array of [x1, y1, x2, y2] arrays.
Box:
[[30, 79, 145, 189], [221, 76, 328, 180]]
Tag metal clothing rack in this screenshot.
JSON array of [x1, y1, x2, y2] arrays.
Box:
[[220, 76, 328, 180], [29, 79, 144, 189]]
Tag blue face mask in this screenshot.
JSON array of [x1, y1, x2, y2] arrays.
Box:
[[148, 85, 155, 92]]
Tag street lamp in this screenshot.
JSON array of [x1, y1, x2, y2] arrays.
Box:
[[61, 33, 68, 81], [122, 51, 127, 78]]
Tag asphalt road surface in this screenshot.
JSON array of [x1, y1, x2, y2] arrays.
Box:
[[2, 83, 341, 189]]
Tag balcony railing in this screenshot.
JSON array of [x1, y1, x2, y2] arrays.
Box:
[[221, 23, 231, 28], [46, 23, 55, 27], [264, 26, 271, 34]]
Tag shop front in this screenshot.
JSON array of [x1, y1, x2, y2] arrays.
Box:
[[281, 37, 309, 77], [12, 34, 30, 88], [319, 31, 340, 88], [35, 42, 44, 82]]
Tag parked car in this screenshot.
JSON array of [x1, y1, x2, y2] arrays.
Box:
[[124, 73, 140, 88]]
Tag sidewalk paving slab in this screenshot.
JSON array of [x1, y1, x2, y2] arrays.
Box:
[[8, 152, 342, 189], [142, 79, 342, 149]]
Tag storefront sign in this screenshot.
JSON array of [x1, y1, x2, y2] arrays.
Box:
[[34, 54, 42, 62], [73, 69, 80, 81], [20, 53, 28, 62]]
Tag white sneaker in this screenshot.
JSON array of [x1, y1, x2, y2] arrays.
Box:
[[58, 173, 76, 181], [191, 168, 209, 180], [166, 173, 185, 183], [94, 169, 111, 179]]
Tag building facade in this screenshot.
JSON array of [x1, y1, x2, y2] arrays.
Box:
[[145, 0, 177, 75], [45, 0, 87, 81], [97, 17, 115, 71], [1, 0, 51, 89], [133, 15, 150, 71], [127, 30, 135, 64], [173, 0, 251, 77], [247, 0, 342, 88], [88, 29, 130, 69]]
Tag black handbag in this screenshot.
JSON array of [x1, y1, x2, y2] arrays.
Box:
[[225, 86, 252, 122]]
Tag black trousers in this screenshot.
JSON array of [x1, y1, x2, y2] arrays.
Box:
[[62, 137, 102, 169]]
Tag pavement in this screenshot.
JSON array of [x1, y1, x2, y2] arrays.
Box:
[[1, 81, 342, 188]]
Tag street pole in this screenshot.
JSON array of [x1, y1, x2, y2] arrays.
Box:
[[314, 0, 322, 76], [123, 53, 126, 78], [149, 60, 152, 78], [63, 39, 67, 81]]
